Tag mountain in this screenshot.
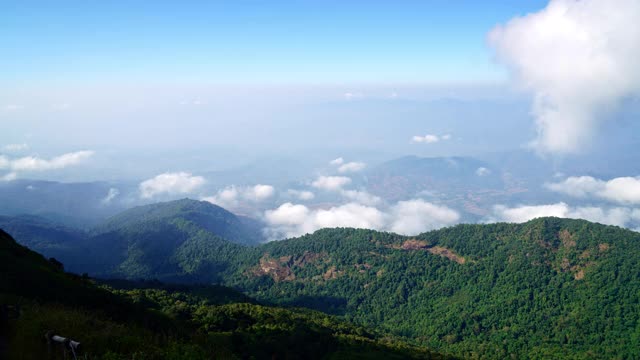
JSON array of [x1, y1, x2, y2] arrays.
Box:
[[0, 215, 91, 274], [6, 207, 640, 358], [228, 218, 640, 359], [0, 179, 130, 228], [92, 198, 264, 245], [2, 199, 266, 280], [0, 228, 447, 359], [85, 199, 265, 280]]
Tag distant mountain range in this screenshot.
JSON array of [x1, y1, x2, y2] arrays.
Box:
[[2, 200, 639, 358]]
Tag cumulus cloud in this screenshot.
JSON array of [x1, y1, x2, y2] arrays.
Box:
[[264, 202, 386, 239], [340, 189, 382, 206], [388, 199, 460, 235], [490, 202, 640, 228], [6, 151, 94, 172], [203, 184, 275, 208], [329, 157, 344, 166], [263, 199, 460, 240], [489, 0, 640, 153], [0, 151, 93, 181], [139, 172, 205, 199], [2, 143, 28, 152], [546, 175, 640, 204], [476, 167, 491, 176], [287, 189, 315, 201], [338, 161, 366, 173], [311, 176, 352, 191]]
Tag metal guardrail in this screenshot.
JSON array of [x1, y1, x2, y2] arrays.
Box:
[[45, 331, 81, 360]]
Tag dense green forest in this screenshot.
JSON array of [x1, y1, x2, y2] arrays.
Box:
[[0, 229, 449, 359], [3, 199, 640, 358]]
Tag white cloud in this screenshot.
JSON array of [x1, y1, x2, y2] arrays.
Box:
[[329, 157, 344, 166], [264, 202, 386, 240], [263, 199, 460, 240], [491, 203, 571, 223], [245, 184, 275, 201], [476, 167, 491, 176], [489, 0, 640, 153], [287, 189, 315, 201], [102, 188, 120, 204], [441, 134, 452, 141], [0, 150, 94, 172], [139, 172, 205, 199], [12, 151, 94, 171], [203, 184, 275, 208], [411, 134, 440, 144], [546, 176, 640, 204], [340, 189, 382, 206], [1, 172, 17, 182], [338, 161, 366, 173], [2, 143, 28, 152], [489, 202, 640, 228], [388, 199, 460, 235], [311, 176, 352, 191]]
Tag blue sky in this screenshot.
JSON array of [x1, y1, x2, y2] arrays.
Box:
[[2, 1, 548, 85]]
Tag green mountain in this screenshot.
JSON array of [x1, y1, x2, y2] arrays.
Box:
[[6, 202, 640, 358], [92, 198, 265, 245], [227, 219, 640, 359], [3, 199, 266, 280], [0, 228, 448, 359], [0, 215, 91, 273]]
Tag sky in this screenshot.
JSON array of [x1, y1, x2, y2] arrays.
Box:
[[2, 1, 640, 237], [1, 0, 553, 171], [1, 1, 548, 85]]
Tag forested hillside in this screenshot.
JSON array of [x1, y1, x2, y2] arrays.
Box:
[[0, 229, 448, 359], [4, 202, 640, 358]]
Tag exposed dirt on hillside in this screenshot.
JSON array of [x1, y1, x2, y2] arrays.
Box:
[[252, 254, 295, 282], [427, 246, 466, 264]]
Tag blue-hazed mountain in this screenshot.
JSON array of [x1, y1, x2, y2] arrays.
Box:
[[2, 199, 267, 280], [0, 179, 131, 228]]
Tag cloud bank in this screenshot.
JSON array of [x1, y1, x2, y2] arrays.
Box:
[[139, 172, 205, 198], [264, 199, 460, 240], [546, 175, 640, 204], [311, 176, 352, 191], [203, 184, 275, 208], [489, 0, 640, 153], [490, 202, 640, 228], [0, 150, 94, 172]]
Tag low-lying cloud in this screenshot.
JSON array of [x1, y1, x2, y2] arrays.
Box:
[[490, 202, 640, 228], [287, 189, 315, 201], [311, 175, 352, 191], [203, 184, 275, 208], [0, 150, 94, 172], [264, 199, 460, 240], [139, 172, 205, 198], [489, 0, 640, 153], [338, 161, 366, 173], [546, 175, 640, 204]]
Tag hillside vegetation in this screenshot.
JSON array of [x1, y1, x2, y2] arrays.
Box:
[[0, 229, 448, 359], [4, 199, 640, 358]]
